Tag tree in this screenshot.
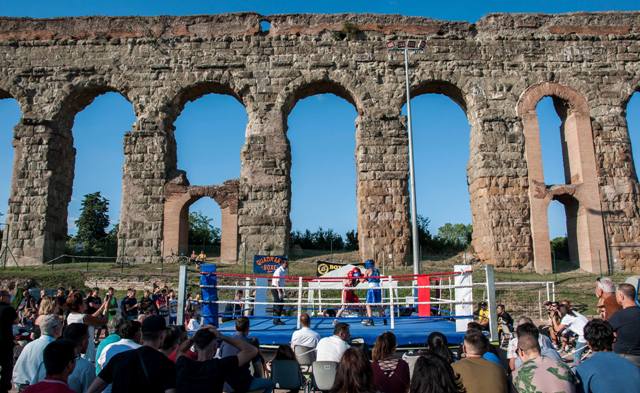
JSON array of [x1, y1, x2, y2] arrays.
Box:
[[73, 192, 110, 255], [550, 236, 569, 261], [188, 212, 220, 248], [437, 223, 473, 248], [345, 230, 359, 250]]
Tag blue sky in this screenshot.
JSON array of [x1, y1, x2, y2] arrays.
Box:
[[0, 1, 638, 241]]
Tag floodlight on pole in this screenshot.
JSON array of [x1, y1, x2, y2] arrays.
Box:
[[387, 39, 425, 277]]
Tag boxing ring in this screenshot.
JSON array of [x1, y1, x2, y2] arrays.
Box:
[[176, 263, 500, 347]]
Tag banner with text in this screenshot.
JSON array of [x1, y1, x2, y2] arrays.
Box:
[[253, 255, 287, 274]]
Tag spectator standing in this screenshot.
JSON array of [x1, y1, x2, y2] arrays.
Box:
[[168, 291, 178, 325], [22, 340, 77, 393], [575, 319, 640, 393], [13, 315, 63, 390], [608, 283, 640, 367], [497, 304, 514, 332], [554, 304, 588, 365], [409, 353, 464, 393], [371, 332, 410, 393], [138, 290, 157, 316], [316, 322, 351, 362], [0, 289, 18, 393], [218, 317, 273, 393], [66, 292, 108, 364], [104, 288, 118, 324], [330, 348, 376, 393], [507, 318, 562, 371], [452, 331, 508, 393], [271, 261, 288, 325], [175, 326, 258, 393], [155, 289, 169, 325], [87, 315, 175, 393], [55, 288, 66, 316], [512, 331, 576, 393], [94, 318, 122, 374], [120, 289, 138, 322], [595, 277, 621, 320], [290, 313, 320, 351], [85, 289, 102, 340], [222, 291, 244, 322]]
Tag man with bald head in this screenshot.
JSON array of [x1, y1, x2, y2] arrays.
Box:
[[608, 283, 640, 367]]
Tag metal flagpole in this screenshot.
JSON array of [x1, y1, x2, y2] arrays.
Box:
[[387, 39, 425, 277], [403, 45, 420, 277]]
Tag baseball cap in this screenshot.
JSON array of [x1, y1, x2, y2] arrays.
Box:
[[142, 315, 167, 333]]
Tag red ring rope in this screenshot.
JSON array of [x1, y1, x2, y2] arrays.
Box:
[[200, 269, 470, 282]]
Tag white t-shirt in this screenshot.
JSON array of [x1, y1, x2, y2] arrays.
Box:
[[67, 313, 96, 363], [561, 311, 588, 342], [272, 265, 287, 288], [316, 335, 350, 362], [291, 327, 321, 349]]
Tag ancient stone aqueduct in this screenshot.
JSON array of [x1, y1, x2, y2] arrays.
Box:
[[1, 12, 640, 273]]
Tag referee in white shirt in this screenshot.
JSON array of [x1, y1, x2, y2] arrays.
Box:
[[271, 260, 288, 325]]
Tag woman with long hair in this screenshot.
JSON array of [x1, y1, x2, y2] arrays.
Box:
[[370, 332, 409, 393], [425, 332, 455, 364], [410, 353, 465, 393], [331, 348, 376, 393], [66, 291, 109, 363], [35, 296, 58, 326]]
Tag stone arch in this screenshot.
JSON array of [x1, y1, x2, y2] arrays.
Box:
[[0, 88, 25, 266], [276, 78, 362, 253], [517, 82, 606, 273], [278, 78, 363, 121], [162, 81, 248, 133], [53, 83, 137, 131], [162, 180, 239, 262]]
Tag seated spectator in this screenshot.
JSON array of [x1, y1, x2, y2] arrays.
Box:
[[218, 317, 273, 393], [290, 313, 320, 351], [425, 332, 455, 363], [507, 318, 562, 371], [452, 330, 507, 393], [87, 315, 176, 393], [512, 330, 576, 393], [13, 315, 63, 390], [595, 277, 621, 320], [175, 326, 258, 393], [35, 297, 58, 328], [316, 322, 351, 362], [475, 302, 490, 331], [409, 353, 464, 393], [265, 344, 305, 391], [330, 348, 376, 393], [608, 283, 640, 367], [575, 319, 640, 393], [94, 318, 123, 374], [96, 320, 141, 372], [160, 326, 186, 358], [22, 339, 77, 393], [371, 332, 409, 393], [553, 304, 588, 365], [59, 323, 96, 393]]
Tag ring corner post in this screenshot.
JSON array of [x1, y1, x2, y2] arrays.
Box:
[[485, 264, 498, 341], [177, 264, 187, 326]]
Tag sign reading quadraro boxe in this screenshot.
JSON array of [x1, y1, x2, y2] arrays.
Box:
[[253, 255, 287, 274]]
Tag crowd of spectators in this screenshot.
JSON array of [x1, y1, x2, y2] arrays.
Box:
[[0, 276, 639, 393]]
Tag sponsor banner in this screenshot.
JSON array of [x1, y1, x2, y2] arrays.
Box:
[[253, 255, 287, 274], [316, 260, 361, 276]]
